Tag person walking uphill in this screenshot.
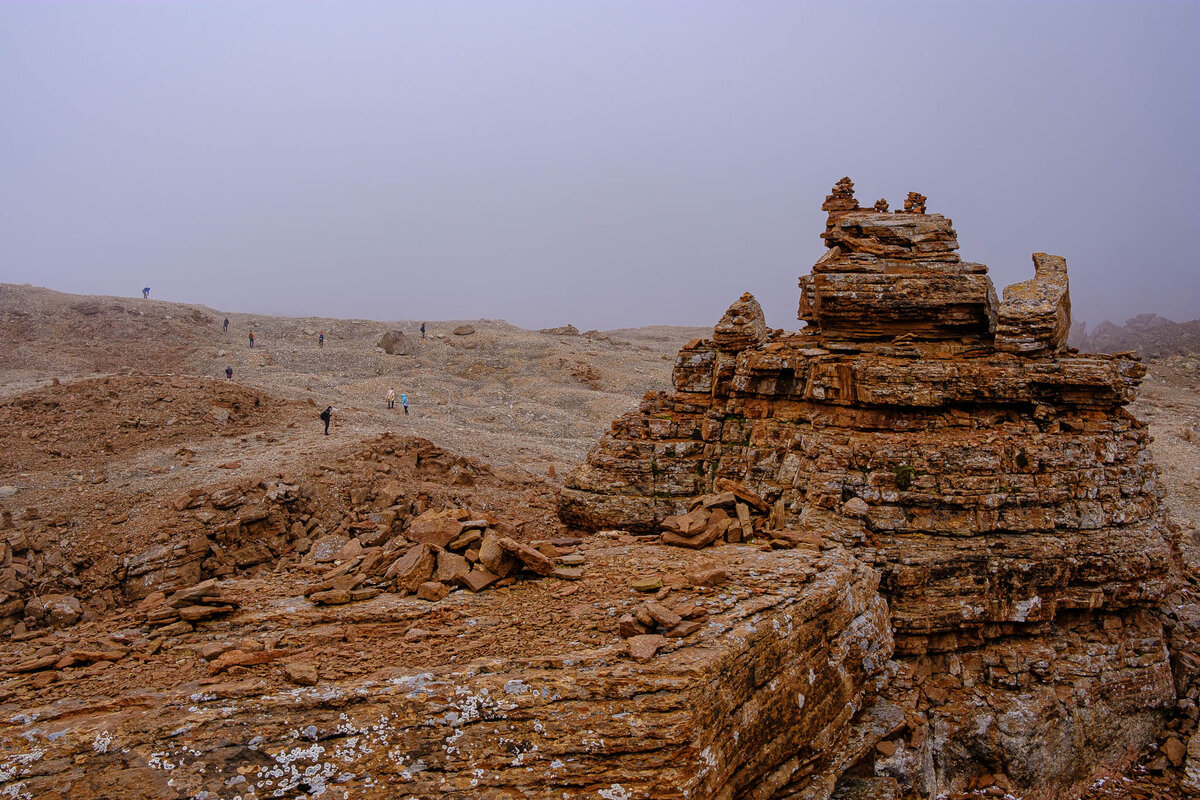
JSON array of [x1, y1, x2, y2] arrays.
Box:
[[420, 323, 426, 339], [223, 318, 229, 333], [318, 332, 324, 348], [401, 392, 409, 415], [319, 406, 333, 435], [386, 387, 395, 409], [248, 330, 255, 348], [225, 365, 233, 380]]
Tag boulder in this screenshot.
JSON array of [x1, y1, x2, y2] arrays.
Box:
[[385, 544, 435, 595], [434, 550, 471, 585], [478, 532, 520, 578], [377, 330, 412, 355], [496, 536, 556, 576], [406, 510, 464, 548], [27, 594, 81, 629]]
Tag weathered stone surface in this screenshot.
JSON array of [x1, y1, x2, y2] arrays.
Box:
[[283, 660, 318, 686], [385, 544, 435, 595], [0, 545, 892, 800], [496, 536, 556, 576], [405, 509, 464, 548], [25, 593, 81, 628], [478, 531, 520, 577], [713, 292, 768, 353], [416, 581, 449, 602], [376, 330, 411, 355], [995, 252, 1071, 355], [626, 633, 667, 662], [461, 567, 498, 592], [434, 550, 471, 585], [560, 179, 1178, 799]]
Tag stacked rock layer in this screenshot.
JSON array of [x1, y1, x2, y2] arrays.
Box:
[[561, 178, 1178, 798]]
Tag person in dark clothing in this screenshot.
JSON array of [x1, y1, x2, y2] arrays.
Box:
[[248, 331, 255, 348], [142, 287, 150, 299], [318, 332, 324, 348], [420, 323, 426, 339], [319, 406, 333, 435], [225, 365, 233, 380], [223, 318, 229, 333]]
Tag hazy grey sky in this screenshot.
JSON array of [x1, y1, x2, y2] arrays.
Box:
[[1, 1, 1196, 331]]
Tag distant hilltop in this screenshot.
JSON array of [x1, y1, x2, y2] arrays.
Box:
[[1070, 313, 1200, 358]]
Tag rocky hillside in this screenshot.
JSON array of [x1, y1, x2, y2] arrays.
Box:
[[1070, 314, 1200, 358], [0, 252, 1196, 800]]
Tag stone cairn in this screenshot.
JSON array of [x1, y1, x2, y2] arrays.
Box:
[[560, 178, 1181, 796]]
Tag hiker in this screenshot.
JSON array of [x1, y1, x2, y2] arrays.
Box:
[[319, 405, 333, 435], [224, 365, 233, 380], [223, 318, 229, 333], [248, 330, 255, 348], [142, 287, 150, 299], [400, 392, 409, 415], [386, 387, 395, 409], [420, 323, 426, 339], [318, 332, 324, 348]]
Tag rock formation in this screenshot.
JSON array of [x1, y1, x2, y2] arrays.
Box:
[[376, 329, 411, 354], [561, 179, 1180, 798]]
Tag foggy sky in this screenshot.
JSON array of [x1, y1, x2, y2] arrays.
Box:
[[1, 1, 1197, 332]]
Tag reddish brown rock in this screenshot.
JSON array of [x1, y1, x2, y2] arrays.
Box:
[[626, 634, 667, 662], [661, 507, 709, 536], [416, 581, 449, 602], [384, 544, 435, 595], [559, 179, 1178, 799], [712, 292, 768, 353], [461, 567, 498, 592], [405, 509, 464, 548], [283, 660, 318, 686], [434, 550, 471, 585], [478, 532, 520, 578], [643, 601, 682, 629], [496, 536, 555, 576]]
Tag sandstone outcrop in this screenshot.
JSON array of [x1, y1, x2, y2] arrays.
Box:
[[995, 251, 1071, 355], [0, 537, 894, 800], [561, 179, 1180, 798]]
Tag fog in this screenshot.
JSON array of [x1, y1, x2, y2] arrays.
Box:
[[1, 1, 1196, 331]]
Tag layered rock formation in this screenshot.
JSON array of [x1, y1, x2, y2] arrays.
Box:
[[561, 179, 1179, 798], [0, 543, 892, 800]]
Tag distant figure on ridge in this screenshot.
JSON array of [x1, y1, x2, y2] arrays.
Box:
[[401, 392, 409, 415], [223, 317, 229, 333], [318, 331, 324, 348], [142, 287, 150, 299], [225, 365, 233, 380], [386, 387, 395, 409], [248, 330, 255, 348], [420, 323, 426, 339]]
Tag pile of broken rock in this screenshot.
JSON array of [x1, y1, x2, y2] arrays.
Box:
[[139, 578, 239, 635], [658, 478, 816, 550], [302, 507, 584, 606]]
